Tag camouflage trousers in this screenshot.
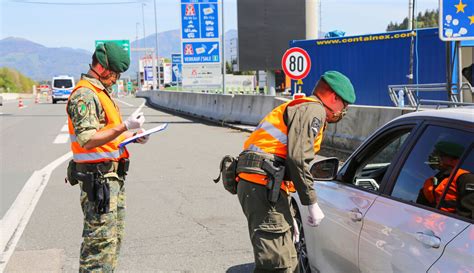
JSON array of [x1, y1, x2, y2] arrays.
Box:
[[237, 179, 298, 273], [79, 177, 125, 273]]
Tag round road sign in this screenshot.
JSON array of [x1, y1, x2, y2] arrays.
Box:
[[281, 47, 311, 80]]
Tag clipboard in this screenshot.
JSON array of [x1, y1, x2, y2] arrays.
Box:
[[119, 123, 168, 148]]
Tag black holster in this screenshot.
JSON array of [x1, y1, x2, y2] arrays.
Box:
[[261, 159, 285, 204], [73, 170, 110, 214], [117, 158, 130, 177]]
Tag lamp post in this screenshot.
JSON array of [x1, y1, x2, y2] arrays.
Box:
[[153, 0, 161, 89]]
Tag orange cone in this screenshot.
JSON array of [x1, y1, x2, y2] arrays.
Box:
[[18, 97, 24, 108]]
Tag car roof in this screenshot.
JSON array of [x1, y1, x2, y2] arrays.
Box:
[[394, 106, 474, 123]]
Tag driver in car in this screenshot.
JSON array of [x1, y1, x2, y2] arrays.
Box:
[[417, 141, 469, 214]]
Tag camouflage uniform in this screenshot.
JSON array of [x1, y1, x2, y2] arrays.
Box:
[[67, 74, 126, 272]]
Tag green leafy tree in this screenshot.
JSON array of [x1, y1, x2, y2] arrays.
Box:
[[0, 67, 37, 93], [387, 9, 439, 31]]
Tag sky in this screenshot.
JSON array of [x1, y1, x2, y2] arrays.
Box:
[[1, 0, 439, 52]]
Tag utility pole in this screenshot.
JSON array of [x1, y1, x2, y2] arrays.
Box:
[[306, 0, 319, 39], [221, 0, 225, 94], [153, 0, 161, 90], [408, 0, 416, 85]]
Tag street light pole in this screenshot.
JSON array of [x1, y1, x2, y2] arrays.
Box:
[[221, 0, 225, 94], [154, 0, 161, 90]]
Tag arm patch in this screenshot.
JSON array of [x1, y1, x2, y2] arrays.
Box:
[[311, 117, 321, 136]]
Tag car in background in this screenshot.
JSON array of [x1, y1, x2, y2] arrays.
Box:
[[51, 75, 75, 104], [292, 107, 474, 273]]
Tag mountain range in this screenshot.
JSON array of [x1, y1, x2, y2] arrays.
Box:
[[0, 29, 237, 82]]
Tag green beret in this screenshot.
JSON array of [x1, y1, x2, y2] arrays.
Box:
[[321, 71, 356, 104], [435, 141, 465, 158], [94, 42, 130, 73]]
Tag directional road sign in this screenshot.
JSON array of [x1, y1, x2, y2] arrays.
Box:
[[281, 47, 311, 80], [439, 0, 474, 41], [171, 53, 182, 83], [181, 0, 219, 40], [182, 41, 220, 64]]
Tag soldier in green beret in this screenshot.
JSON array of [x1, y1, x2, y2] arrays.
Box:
[[67, 42, 149, 272], [231, 70, 355, 272]]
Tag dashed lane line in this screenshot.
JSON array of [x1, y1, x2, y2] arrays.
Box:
[[53, 134, 70, 144], [116, 99, 133, 107]]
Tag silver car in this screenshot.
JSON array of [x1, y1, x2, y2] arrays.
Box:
[[292, 107, 474, 273]]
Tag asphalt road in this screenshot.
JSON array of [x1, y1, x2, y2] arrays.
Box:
[[2, 97, 255, 272]]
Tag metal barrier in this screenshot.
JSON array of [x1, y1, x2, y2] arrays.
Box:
[[388, 82, 474, 107], [415, 99, 474, 111]]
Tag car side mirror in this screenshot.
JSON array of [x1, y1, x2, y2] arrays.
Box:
[[310, 157, 339, 181]]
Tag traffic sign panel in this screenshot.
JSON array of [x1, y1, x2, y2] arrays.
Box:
[[439, 0, 474, 41], [182, 41, 220, 63], [281, 47, 311, 80]]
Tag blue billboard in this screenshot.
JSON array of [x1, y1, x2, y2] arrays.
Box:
[[440, 0, 474, 41], [181, 0, 219, 40], [182, 41, 220, 63], [289, 28, 448, 106], [144, 66, 154, 81], [171, 54, 182, 83]]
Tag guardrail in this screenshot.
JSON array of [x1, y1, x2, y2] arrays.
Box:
[[388, 82, 474, 107], [415, 99, 474, 111]]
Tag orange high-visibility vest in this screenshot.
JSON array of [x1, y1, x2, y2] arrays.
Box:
[[238, 97, 325, 193], [422, 169, 469, 213], [67, 79, 129, 163]]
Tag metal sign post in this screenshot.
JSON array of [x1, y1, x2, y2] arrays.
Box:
[[439, 0, 474, 102]]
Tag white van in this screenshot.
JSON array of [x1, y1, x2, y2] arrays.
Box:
[[51, 75, 75, 104]]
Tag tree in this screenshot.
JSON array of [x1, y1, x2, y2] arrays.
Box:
[[387, 9, 439, 31], [0, 67, 37, 93]]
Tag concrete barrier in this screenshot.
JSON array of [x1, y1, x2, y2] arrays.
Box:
[[138, 90, 287, 125], [138, 90, 414, 153], [323, 105, 414, 153], [0, 93, 34, 101]]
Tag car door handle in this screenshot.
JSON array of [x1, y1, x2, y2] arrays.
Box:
[[349, 208, 363, 222], [416, 230, 441, 248]]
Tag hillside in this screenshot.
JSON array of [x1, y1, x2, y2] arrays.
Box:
[[0, 29, 238, 81], [0, 37, 91, 81], [0, 67, 37, 93]]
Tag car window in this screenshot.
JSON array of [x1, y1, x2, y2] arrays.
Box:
[[351, 129, 411, 192], [450, 148, 474, 220], [390, 125, 473, 220]]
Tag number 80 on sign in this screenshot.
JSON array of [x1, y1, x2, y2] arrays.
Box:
[[281, 47, 311, 80]]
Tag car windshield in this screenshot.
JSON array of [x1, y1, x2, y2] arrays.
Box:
[[53, 79, 73, 88]]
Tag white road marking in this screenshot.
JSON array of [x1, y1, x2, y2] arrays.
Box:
[[61, 124, 68, 132], [53, 134, 69, 144], [19, 106, 28, 109], [116, 99, 133, 107], [0, 152, 72, 272], [131, 101, 146, 117]]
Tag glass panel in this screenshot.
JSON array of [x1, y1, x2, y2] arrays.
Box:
[[53, 79, 73, 88], [450, 149, 474, 220], [352, 130, 411, 191], [391, 125, 472, 219]]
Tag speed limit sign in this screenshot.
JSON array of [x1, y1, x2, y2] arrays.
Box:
[[281, 47, 311, 80]]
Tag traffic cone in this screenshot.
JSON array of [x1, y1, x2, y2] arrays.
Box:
[[18, 97, 24, 108]]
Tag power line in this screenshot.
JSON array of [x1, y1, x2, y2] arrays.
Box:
[[10, 0, 147, 5]]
